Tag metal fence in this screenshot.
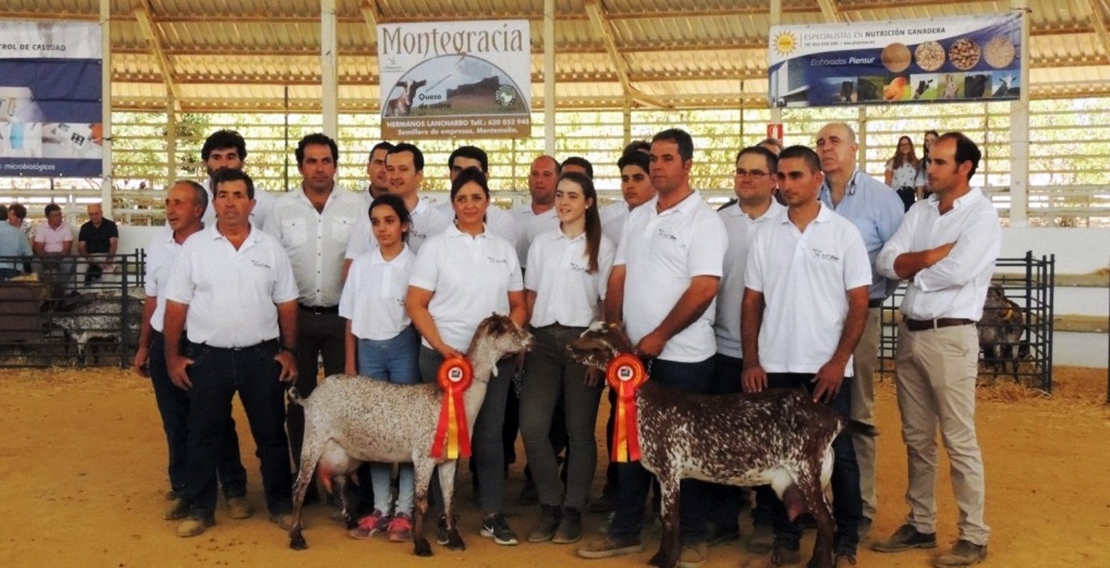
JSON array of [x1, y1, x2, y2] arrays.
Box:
[[878, 252, 1056, 392], [0, 252, 146, 368]]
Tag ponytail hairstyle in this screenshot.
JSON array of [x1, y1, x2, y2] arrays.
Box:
[[559, 171, 601, 273]]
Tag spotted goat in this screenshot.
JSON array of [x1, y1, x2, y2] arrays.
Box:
[[566, 322, 872, 568], [286, 313, 533, 555]]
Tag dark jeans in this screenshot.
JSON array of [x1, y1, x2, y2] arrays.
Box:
[[420, 345, 514, 514], [149, 332, 246, 497], [184, 341, 293, 519], [705, 353, 746, 528], [610, 356, 715, 545], [286, 310, 345, 484], [754, 373, 861, 554]]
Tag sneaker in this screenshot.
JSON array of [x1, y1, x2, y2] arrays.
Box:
[[597, 511, 614, 534], [872, 524, 938, 553], [435, 514, 455, 545], [747, 523, 774, 554], [705, 521, 740, 546], [164, 497, 190, 521], [552, 507, 583, 544], [177, 516, 214, 538], [743, 543, 801, 568], [933, 540, 987, 567], [348, 510, 390, 540], [518, 478, 540, 506], [270, 512, 296, 531], [677, 541, 708, 568], [578, 535, 645, 559], [226, 496, 254, 520], [528, 504, 562, 543], [588, 487, 616, 514], [387, 512, 414, 542], [480, 513, 519, 546]]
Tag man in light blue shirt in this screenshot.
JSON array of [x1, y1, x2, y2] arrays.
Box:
[[0, 204, 33, 280], [816, 121, 905, 540]]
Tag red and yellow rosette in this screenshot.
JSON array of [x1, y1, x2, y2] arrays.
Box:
[[431, 356, 474, 459], [607, 353, 648, 462]]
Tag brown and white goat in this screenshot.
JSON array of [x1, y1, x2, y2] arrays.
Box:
[[286, 314, 533, 555], [566, 322, 868, 568], [383, 79, 427, 117], [978, 284, 1026, 381]]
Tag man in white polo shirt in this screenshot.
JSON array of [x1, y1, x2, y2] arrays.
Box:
[[872, 132, 996, 567], [265, 133, 362, 504], [132, 180, 251, 523], [163, 168, 299, 538], [32, 202, 76, 299], [740, 145, 871, 568], [579, 128, 727, 568]]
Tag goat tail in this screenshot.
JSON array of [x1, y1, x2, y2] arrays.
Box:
[[286, 386, 306, 407], [844, 419, 878, 438]]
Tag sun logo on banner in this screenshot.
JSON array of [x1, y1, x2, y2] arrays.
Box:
[[773, 31, 798, 57]]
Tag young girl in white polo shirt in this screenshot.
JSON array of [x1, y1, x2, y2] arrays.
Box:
[[520, 171, 615, 544], [406, 167, 527, 545], [340, 193, 419, 542]]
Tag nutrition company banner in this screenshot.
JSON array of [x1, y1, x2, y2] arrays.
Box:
[[377, 20, 532, 139], [0, 21, 103, 177], [768, 12, 1022, 108]]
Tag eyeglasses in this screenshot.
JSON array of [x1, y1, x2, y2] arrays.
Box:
[[735, 169, 769, 179]]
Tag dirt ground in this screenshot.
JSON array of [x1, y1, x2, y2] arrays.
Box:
[[1, 366, 1108, 568]]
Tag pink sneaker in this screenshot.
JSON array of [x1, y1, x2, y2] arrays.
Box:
[[347, 510, 390, 540], [388, 512, 413, 542]]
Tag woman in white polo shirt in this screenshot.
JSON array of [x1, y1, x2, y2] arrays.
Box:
[[405, 167, 526, 546], [520, 171, 614, 545], [340, 193, 420, 542]]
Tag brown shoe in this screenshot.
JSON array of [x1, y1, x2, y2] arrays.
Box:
[[270, 512, 296, 531], [177, 516, 214, 538], [578, 535, 645, 559], [873, 524, 937, 553], [933, 540, 987, 567], [226, 496, 254, 520], [164, 497, 190, 521]]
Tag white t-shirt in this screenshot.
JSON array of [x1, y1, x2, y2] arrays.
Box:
[[345, 197, 450, 260], [33, 222, 73, 253], [714, 200, 786, 359], [615, 191, 727, 362], [264, 188, 363, 307], [408, 223, 523, 352], [164, 225, 299, 348], [339, 246, 414, 340], [525, 227, 615, 328], [744, 204, 872, 375]]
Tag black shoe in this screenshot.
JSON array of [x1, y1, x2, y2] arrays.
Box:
[[872, 524, 937, 553], [553, 507, 582, 544], [528, 504, 561, 543], [436, 514, 455, 545], [480, 513, 519, 546], [588, 486, 616, 514]]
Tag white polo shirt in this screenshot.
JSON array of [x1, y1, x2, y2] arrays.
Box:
[[143, 229, 199, 333], [714, 199, 786, 358], [525, 228, 615, 328], [877, 188, 1000, 321], [744, 204, 872, 375], [34, 222, 73, 253], [599, 202, 630, 247], [615, 191, 727, 362], [345, 197, 450, 260], [165, 224, 298, 348], [408, 223, 523, 352], [511, 204, 559, 269], [264, 188, 363, 307], [339, 246, 414, 341]]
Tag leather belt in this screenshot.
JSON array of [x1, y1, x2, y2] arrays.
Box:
[[299, 303, 339, 315], [868, 299, 884, 308], [904, 318, 975, 332]]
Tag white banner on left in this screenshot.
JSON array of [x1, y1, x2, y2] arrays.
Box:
[[0, 21, 102, 60]]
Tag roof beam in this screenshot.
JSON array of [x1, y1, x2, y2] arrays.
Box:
[[584, 1, 670, 109], [816, 0, 846, 23], [1087, 0, 1110, 60], [131, 0, 181, 102]]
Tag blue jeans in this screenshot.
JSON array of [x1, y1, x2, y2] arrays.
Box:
[[754, 373, 861, 554], [149, 332, 247, 497], [610, 356, 715, 544], [183, 341, 293, 519], [356, 325, 420, 384], [357, 325, 420, 516]]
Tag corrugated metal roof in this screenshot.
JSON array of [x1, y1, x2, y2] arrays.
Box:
[[3, 0, 1110, 111]]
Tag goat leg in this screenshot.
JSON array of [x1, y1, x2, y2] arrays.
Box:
[[412, 459, 435, 557], [801, 475, 835, 568], [332, 476, 356, 529], [288, 450, 321, 550], [649, 474, 682, 568], [437, 461, 466, 550]]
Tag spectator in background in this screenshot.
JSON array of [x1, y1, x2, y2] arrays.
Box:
[[758, 137, 784, 156], [7, 203, 32, 274], [886, 136, 920, 212], [561, 156, 594, 179], [916, 130, 939, 201], [33, 203, 76, 299], [78, 203, 119, 284], [0, 204, 32, 280]]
